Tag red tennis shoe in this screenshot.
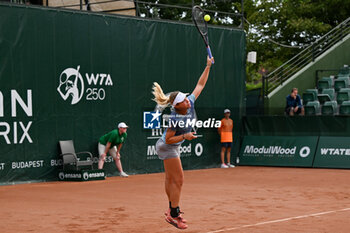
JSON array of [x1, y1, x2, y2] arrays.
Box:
[[164, 208, 187, 223], [165, 214, 188, 229]]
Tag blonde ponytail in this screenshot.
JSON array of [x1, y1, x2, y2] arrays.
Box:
[[152, 82, 179, 107], [152, 82, 170, 106]]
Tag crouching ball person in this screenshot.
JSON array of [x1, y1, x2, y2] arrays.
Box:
[[152, 56, 214, 229], [98, 122, 129, 177]]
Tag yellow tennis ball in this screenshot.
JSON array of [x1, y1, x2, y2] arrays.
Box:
[[204, 14, 210, 22]]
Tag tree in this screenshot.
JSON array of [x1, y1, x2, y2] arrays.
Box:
[[136, 0, 350, 85], [137, 0, 243, 25], [244, 0, 349, 84]]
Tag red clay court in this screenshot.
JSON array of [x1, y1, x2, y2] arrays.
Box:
[[1, 166, 350, 233]]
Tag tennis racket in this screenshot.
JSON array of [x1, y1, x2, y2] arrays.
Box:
[[192, 5, 214, 63]]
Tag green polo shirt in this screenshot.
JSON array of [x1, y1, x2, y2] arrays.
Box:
[[99, 129, 127, 147]]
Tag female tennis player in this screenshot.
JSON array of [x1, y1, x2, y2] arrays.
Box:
[[152, 56, 214, 229]]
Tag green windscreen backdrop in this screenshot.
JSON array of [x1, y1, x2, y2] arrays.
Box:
[[242, 116, 350, 137], [0, 3, 246, 185]]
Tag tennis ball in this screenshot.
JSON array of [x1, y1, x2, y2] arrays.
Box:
[[204, 14, 211, 22]]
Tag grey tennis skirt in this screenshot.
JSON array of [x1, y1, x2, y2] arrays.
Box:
[[156, 138, 180, 160]]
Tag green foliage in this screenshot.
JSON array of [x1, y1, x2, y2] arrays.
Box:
[[246, 82, 262, 91], [136, 0, 350, 87], [137, 0, 243, 25], [244, 0, 349, 83]]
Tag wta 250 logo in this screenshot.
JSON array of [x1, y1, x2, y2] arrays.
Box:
[[57, 65, 113, 105]]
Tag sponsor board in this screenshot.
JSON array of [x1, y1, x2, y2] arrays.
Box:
[[313, 137, 350, 168], [239, 136, 317, 167], [0, 5, 245, 184], [58, 169, 106, 181]]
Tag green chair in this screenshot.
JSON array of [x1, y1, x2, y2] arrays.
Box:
[[334, 77, 349, 91], [321, 101, 338, 115], [317, 88, 335, 103], [305, 101, 320, 115], [337, 74, 350, 79], [302, 89, 318, 104], [338, 66, 350, 76], [337, 88, 350, 104], [339, 100, 350, 115], [317, 77, 332, 91]]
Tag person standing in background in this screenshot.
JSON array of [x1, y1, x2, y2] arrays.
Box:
[[218, 109, 235, 168], [98, 122, 129, 177]]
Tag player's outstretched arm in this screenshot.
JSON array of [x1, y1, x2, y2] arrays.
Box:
[[192, 56, 214, 100]]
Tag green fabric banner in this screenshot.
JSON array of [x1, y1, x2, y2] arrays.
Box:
[[0, 3, 246, 185], [239, 136, 318, 167], [313, 137, 350, 168], [242, 116, 350, 136]]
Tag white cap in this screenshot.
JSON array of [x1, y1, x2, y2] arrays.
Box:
[[172, 92, 189, 107], [224, 109, 231, 113], [118, 122, 128, 128]]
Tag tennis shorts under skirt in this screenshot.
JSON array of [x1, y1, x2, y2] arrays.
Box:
[[156, 138, 180, 160]]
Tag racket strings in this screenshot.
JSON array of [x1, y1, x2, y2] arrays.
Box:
[[193, 8, 207, 35]]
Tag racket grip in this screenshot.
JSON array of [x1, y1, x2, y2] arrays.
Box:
[[206, 46, 214, 64]]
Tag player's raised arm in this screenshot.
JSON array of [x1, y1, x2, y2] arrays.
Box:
[[192, 56, 215, 100]]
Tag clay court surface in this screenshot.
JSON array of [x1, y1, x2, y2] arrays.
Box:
[[1, 166, 350, 233]]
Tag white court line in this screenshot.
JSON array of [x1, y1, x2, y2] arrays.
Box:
[[206, 207, 350, 233]]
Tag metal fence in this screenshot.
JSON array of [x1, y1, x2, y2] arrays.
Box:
[[263, 17, 350, 96], [29, 0, 244, 28]]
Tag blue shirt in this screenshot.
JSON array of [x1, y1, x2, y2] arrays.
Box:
[[286, 94, 302, 109], [161, 94, 196, 145]]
